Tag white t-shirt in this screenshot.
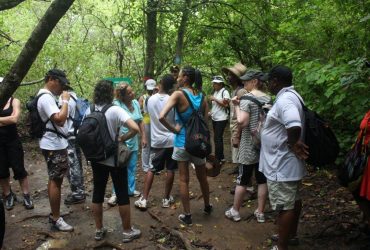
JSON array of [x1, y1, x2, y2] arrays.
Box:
[[59, 92, 77, 135], [37, 89, 68, 150], [95, 105, 131, 167], [211, 87, 230, 121], [259, 86, 307, 182], [147, 93, 174, 148]]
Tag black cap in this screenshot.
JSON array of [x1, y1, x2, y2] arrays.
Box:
[[263, 65, 292, 85], [46, 69, 72, 90], [240, 69, 266, 81]]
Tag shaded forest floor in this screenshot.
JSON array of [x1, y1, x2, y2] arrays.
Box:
[[2, 135, 370, 249]]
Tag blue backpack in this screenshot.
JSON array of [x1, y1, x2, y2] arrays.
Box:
[[70, 95, 90, 134]]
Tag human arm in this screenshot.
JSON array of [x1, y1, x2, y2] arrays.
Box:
[[202, 95, 209, 122], [231, 96, 250, 128], [287, 127, 309, 160], [209, 95, 229, 108], [119, 118, 140, 142], [159, 91, 182, 134], [50, 91, 70, 126], [138, 96, 144, 113], [0, 98, 21, 126], [139, 120, 147, 148]]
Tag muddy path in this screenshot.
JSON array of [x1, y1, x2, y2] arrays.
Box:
[[2, 130, 370, 249]]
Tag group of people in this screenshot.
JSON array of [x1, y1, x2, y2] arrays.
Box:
[[1, 63, 367, 250]]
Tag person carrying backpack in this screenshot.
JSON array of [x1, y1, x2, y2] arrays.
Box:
[[59, 91, 86, 205], [37, 69, 73, 232], [159, 66, 212, 226], [226, 70, 271, 223], [87, 80, 141, 242]]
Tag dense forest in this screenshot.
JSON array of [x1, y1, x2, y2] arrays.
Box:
[[0, 0, 369, 158]]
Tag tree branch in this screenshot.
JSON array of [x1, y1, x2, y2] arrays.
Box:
[[0, 0, 26, 11]]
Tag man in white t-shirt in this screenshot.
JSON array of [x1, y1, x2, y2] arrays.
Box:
[[135, 74, 177, 210], [37, 69, 73, 232], [60, 91, 86, 205], [259, 66, 309, 250], [209, 76, 230, 163]]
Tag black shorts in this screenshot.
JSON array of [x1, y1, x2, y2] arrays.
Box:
[[149, 147, 177, 173], [0, 138, 28, 180], [42, 149, 69, 180], [236, 163, 266, 186]]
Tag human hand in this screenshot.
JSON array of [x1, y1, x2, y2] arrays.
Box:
[[231, 96, 239, 106], [61, 91, 70, 101], [232, 137, 240, 148], [289, 140, 309, 160], [174, 124, 182, 134], [141, 137, 147, 148]]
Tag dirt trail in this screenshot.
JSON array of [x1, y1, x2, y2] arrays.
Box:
[[2, 136, 369, 249]]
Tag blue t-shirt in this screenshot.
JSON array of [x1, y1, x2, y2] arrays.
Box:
[[174, 89, 203, 147], [113, 99, 143, 151]]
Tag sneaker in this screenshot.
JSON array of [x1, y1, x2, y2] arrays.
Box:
[[254, 209, 265, 223], [271, 234, 300, 246], [203, 204, 213, 215], [108, 194, 117, 206], [64, 194, 85, 205], [52, 217, 74, 232], [4, 192, 16, 210], [23, 194, 34, 209], [225, 207, 241, 222], [134, 196, 147, 210], [122, 227, 141, 243], [162, 196, 174, 208], [271, 246, 279, 250], [94, 227, 107, 241], [178, 213, 192, 226], [129, 190, 141, 198]]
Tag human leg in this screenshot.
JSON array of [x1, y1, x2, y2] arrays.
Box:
[[213, 120, 227, 161], [178, 161, 190, 214], [127, 151, 138, 195], [194, 164, 210, 208]]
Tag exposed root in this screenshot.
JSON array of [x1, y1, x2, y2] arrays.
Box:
[[36, 230, 57, 239], [92, 240, 124, 250], [17, 212, 70, 223], [148, 209, 163, 223]]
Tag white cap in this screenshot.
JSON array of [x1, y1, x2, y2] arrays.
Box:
[[0, 77, 3, 83], [211, 75, 225, 83], [145, 79, 156, 90]]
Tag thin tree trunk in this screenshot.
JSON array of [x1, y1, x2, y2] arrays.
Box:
[[174, 0, 191, 66], [0, 0, 26, 11], [0, 0, 75, 109], [144, 0, 158, 78]]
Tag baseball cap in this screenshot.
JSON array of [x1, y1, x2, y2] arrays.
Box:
[[240, 69, 266, 81], [212, 75, 225, 83], [145, 79, 156, 90], [46, 69, 72, 90], [262, 65, 292, 84]]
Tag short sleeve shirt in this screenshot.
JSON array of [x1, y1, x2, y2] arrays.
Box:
[[211, 87, 230, 121], [238, 93, 271, 165], [59, 92, 77, 135], [259, 86, 307, 181], [37, 89, 68, 150]]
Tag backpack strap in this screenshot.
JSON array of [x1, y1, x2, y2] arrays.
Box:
[[239, 95, 264, 107], [286, 90, 307, 111], [101, 104, 113, 114], [181, 89, 204, 112]]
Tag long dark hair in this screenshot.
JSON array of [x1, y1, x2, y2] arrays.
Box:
[[181, 66, 202, 91], [93, 80, 114, 105]]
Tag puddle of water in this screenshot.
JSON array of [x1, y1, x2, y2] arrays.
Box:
[[36, 239, 68, 250]]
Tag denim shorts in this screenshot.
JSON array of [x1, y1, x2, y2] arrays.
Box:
[[267, 180, 301, 211], [172, 147, 206, 166]]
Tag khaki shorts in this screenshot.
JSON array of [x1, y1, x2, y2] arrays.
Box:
[[267, 180, 301, 211], [172, 147, 206, 166]]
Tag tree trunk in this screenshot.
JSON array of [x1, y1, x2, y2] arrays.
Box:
[[0, 0, 75, 109], [144, 0, 158, 78], [174, 0, 191, 66], [0, 0, 26, 11]]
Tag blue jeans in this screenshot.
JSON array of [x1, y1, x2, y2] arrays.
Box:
[[112, 150, 138, 195]]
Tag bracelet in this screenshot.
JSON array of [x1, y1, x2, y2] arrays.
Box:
[[62, 100, 69, 104]]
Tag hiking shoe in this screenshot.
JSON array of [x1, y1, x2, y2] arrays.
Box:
[[254, 209, 265, 223], [134, 196, 147, 210], [52, 217, 74, 232], [162, 196, 174, 208], [178, 213, 192, 226], [129, 190, 141, 198], [108, 194, 117, 206], [64, 194, 85, 205], [203, 204, 213, 215], [271, 246, 279, 250], [122, 227, 141, 243], [271, 234, 300, 246], [4, 192, 16, 210], [94, 227, 107, 241], [23, 194, 34, 209], [225, 207, 241, 222]]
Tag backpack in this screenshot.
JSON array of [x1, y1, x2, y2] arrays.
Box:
[[26, 93, 67, 139], [70, 95, 90, 134], [289, 91, 339, 167], [239, 95, 268, 150], [178, 90, 211, 158], [76, 104, 117, 162]]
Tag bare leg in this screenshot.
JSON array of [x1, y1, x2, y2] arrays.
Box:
[[48, 178, 63, 220], [233, 185, 246, 211], [119, 204, 131, 231], [142, 171, 154, 200], [164, 171, 175, 198], [0, 178, 11, 196], [92, 203, 103, 229], [257, 183, 268, 213], [291, 200, 302, 237], [194, 164, 210, 207], [277, 209, 296, 250], [19, 177, 30, 195], [178, 161, 190, 214]]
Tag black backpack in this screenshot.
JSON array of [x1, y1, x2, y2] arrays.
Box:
[[289, 91, 339, 166], [76, 104, 117, 162], [178, 90, 211, 158], [26, 93, 67, 139]]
